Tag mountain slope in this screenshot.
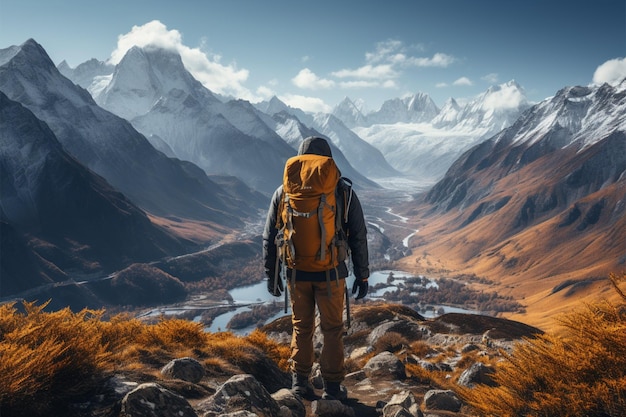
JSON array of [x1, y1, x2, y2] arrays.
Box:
[[91, 46, 293, 194], [0, 91, 185, 295], [400, 81, 626, 328], [267, 111, 379, 188], [0, 39, 258, 226], [311, 112, 400, 178], [259, 96, 391, 183]]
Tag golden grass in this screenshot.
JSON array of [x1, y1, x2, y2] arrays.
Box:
[[0, 301, 291, 416], [458, 272, 626, 417], [398, 169, 626, 331]]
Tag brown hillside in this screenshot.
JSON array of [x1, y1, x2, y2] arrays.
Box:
[[396, 138, 625, 331]]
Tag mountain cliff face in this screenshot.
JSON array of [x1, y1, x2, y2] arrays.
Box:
[[0, 92, 185, 295], [405, 81, 626, 326], [0, 40, 258, 224]]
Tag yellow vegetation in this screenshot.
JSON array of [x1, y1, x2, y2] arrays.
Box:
[[0, 301, 290, 416], [459, 272, 626, 417]]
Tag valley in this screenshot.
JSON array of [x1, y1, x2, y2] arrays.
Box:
[[131, 177, 525, 334]]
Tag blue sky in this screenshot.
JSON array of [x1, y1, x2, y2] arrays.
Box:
[[1, 0, 625, 112]]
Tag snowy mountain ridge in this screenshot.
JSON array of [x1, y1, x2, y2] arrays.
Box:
[[60, 43, 534, 185], [64, 45, 380, 190], [501, 81, 626, 151]]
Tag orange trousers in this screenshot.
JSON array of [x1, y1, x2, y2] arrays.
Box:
[[288, 278, 346, 382]]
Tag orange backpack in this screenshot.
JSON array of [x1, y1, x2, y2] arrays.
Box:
[[276, 154, 342, 273]]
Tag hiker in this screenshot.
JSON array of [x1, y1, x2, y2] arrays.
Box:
[[263, 136, 370, 401]]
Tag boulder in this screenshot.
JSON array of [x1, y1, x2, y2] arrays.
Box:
[[418, 360, 452, 372], [363, 351, 406, 380], [382, 391, 423, 417], [457, 361, 497, 387], [198, 374, 282, 417], [161, 357, 205, 383], [368, 320, 424, 346], [423, 389, 462, 412], [461, 343, 480, 353], [120, 382, 197, 417], [311, 399, 355, 417], [271, 388, 305, 417]]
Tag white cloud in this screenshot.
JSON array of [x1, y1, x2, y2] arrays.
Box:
[[256, 85, 275, 101], [453, 77, 473, 86], [365, 39, 404, 64], [110, 20, 182, 63], [333, 40, 454, 86], [482, 73, 499, 84], [436, 82, 448, 88], [292, 68, 335, 89], [483, 82, 527, 110], [406, 52, 455, 68], [364, 40, 455, 68], [338, 80, 382, 88], [109, 20, 256, 101], [593, 57, 626, 86], [332, 64, 398, 80], [279, 93, 331, 113]]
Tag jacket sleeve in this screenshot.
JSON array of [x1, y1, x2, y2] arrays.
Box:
[[343, 188, 370, 280], [262, 186, 282, 279]]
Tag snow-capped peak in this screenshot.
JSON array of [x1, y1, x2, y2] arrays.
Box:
[[331, 97, 368, 128], [95, 45, 218, 120], [491, 81, 626, 151]]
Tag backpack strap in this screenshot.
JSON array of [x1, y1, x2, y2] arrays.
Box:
[[342, 178, 353, 224], [318, 194, 327, 261]]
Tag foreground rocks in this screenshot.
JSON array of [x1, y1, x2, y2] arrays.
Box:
[[71, 304, 542, 417]]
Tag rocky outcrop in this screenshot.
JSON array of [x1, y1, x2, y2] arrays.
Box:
[[62, 304, 542, 417]]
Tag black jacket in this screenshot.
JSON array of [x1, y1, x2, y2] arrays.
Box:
[[262, 178, 370, 282]]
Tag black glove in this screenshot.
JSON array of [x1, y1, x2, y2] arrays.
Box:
[[267, 273, 283, 297], [351, 278, 368, 300]]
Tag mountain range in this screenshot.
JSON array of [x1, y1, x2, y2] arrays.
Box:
[[398, 80, 626, 328], [348, 81, 532, 182], [1, 38, 624, 328], [61, 46, 377, 192], [0, 40, 266, 297]]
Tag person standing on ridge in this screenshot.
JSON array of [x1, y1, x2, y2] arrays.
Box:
[[263, 136, 370, 401]]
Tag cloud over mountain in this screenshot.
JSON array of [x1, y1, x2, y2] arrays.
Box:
[[109, 20, 255, 102]]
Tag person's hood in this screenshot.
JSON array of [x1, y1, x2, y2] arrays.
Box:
[[297, 136, 332, 157]]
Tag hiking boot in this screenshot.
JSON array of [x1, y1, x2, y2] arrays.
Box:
[[322, 380, 347, 401], [291, 372, 314, 398]]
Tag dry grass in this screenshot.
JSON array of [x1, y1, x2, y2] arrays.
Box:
[[458, 272, 626, 417], [373, 331, 410, 354], [0, 301, 291, 416]]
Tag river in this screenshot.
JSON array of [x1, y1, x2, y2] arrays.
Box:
[[203, 269, 477, 335]]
